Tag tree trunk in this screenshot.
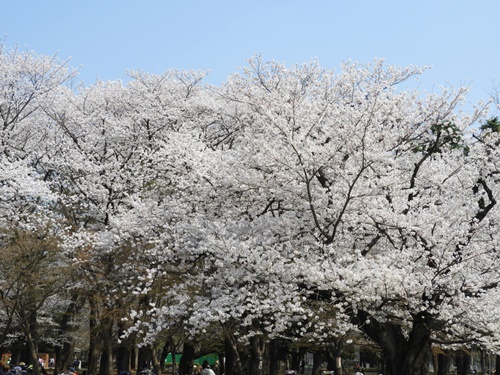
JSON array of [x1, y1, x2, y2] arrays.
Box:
[[23, 310, 41, 375], [456, 352, 464, 375], [457, 350, 471, 375], [99, 345, 113, 375], [217, 348, 225, 375], [131, 346, 138, 371], [60, 337, 77, 371], [333, 348, 343, 375], [324, 350, 335, 373], [224, 335, 243, 375], [179, 342, 195, 375], [116, 322, 132, 375], [160, 341, 169, 372], [172, 353, 178, 375], [116, 346, 130, 374], [87, 345, 100, 375], [312, 351, 323, 375], [99, 319, 114, 375], [87, 296, 100, 375], [248, 336, 265, 375], [290, 349, 301, 373], [325, 343, 343, 375], [268, 340, 279, 375], [479, 350, 486, 375], [55, 294, 84, 372], [150, 345, 161, 375], [436, 352, 451, 375], [261, 342, 270, 375], [138, 347, 151, 371], [354, 310, 433, 375]]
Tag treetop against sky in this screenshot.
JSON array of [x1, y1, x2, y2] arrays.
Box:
[[1, 1, 499, 116], [0, 46, 499, 375]]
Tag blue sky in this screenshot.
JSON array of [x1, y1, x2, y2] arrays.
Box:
[[2, 1, 499, 113]]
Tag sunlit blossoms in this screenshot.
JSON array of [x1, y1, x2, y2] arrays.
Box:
[[0, 47, 498, 375]]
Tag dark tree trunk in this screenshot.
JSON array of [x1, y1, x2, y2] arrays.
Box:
[[116, 346, 130, 374], [168, 338, 182, 375], [457, 350, 471, 375], [87, 296, 100, 375], [87, 345, 100, 375], [290, 349, 301, 373], [131, 346, 138, 371], [99, 346, 113, 375], [268, 340, 279, 375], [138, 347, 151, 371], [224, 335, 243, 375], [179, 342, 195, 375], [261, 342, 270, 375], [150, 345, 161, 375], [436, 352, 451, 375], [456, 352, 464, 375], [160, 341, 169, 372], [24, 313, 41, 375], [354, 310, 433, 375], [333, 348, 343, 375], [54, 295, 85, 372], [324, 349, 335, 372], [116, 322, 132, 375], [495, 355, 499, 375], [60, 338, 76, 371], [217, 348, 225, 375], [138, 345, 161, 374], [172, 354, 178, 375], [479, 350, 486, 375], [464, 353, 470, 375], [99, 320, 114, 375], [312, 351, 323, 375], [248, 336, 265, 375], [54, 346, 61, 375], [325, 343, 343, 375]]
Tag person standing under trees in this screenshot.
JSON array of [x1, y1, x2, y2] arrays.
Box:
[[201, 361, 215, 375], [212, 361, 220, 375]]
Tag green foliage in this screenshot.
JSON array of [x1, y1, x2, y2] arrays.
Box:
[[412, 121, 469, 156], [480, 116, 500, 133], [478, 117, 500, 147]]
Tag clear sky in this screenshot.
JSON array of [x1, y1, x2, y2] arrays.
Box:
[[2, 0, 499, 113]]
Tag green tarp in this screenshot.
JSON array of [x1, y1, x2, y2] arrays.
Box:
[[165, 353, 218, 366]]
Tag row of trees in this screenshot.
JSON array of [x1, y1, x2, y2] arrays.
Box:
[[0, 45, 499, 375]]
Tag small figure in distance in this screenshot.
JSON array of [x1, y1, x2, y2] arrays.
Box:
[[354, 365, 363, 375], [201, 361, 215, 375]]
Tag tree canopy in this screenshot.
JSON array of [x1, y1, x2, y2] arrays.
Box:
[[0, 47, 498, 375]]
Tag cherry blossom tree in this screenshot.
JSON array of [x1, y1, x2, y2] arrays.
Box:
[[158, 57, 499, 375], [40, 68, 214, 375], [0, 44, 75, 229], [2, 47, 498, 375], [0, 45, 77, 375]]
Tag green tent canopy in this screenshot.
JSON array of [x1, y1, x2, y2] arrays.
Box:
[[165, 353, 219, 366]]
